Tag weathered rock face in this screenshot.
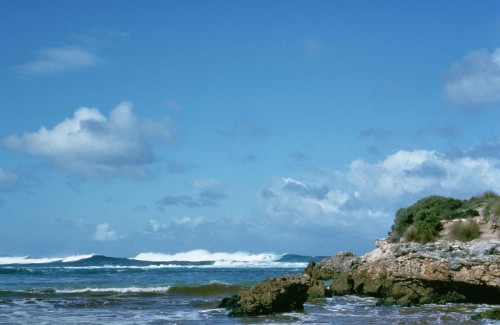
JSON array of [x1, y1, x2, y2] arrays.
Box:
[[220, 217, 499, 317], [307, 234, 500, 305], [219, 275, 309, 316]]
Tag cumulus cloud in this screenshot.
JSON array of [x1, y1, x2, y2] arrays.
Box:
[[260, 178, 350, 227], [0, 168, 19, 191], [17, 46, 101, 75], [3, 102, 175, 178], [92, 223, 119, 241], [347, 150, 500, 199], [444, 48, 500, 108], [259, 149, 500, 242]]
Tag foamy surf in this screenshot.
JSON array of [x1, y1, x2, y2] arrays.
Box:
[[132, 249, 280, 263], [55, 286, 171, 294], [0, 254, 95, 265]]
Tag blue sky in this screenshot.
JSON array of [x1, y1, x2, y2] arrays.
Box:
[[1, 1, 500, 257]]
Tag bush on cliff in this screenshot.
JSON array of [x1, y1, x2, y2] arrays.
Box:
[[391, 191, 500, 243], [403, 208, 443, 243], [464, 191, 500, 219], [449, 219, 481, 242], [393, 195, 463, 241]]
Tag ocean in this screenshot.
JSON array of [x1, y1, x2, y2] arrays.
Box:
[[0, 250, 497, 324]]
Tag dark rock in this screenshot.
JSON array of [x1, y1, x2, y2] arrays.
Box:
[[301, 273, 332, 297], [330, 273, 354, 295], [220, 275, 309, 317]]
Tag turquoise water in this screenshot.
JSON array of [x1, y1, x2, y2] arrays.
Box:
[[0, 253, 497, 324]]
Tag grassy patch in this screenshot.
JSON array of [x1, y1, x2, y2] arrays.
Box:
[[449, 219, 481, 242]]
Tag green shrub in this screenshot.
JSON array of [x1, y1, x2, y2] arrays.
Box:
[[453, 208, 479, 219], [401, 209, 443, 243], [390, 192, 498, 243], [449, 219, 480, 242], [393, 195, 463, 239]]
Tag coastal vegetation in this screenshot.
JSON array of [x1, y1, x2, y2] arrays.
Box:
[[390, 191, 500, 243], [449, 219, 481, 242]]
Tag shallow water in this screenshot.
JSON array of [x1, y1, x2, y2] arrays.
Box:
[[0, 253, 497, 324]]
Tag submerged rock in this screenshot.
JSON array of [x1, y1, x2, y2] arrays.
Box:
[[471, 308, 500, 321], [219, 275, 309, 316]]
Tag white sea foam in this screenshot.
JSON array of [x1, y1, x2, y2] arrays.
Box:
[[0, 256, 61, 265], [132, 249, 280, 263], [63, 264, 178, 270], [0, 254, 95, 265], [212, 260, 307, 268], [55, 286, 170, 294]]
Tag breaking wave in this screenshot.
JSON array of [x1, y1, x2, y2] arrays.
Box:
[[132, 249, 279, 263], [0, 254, 95, 265], [0, 250, 322, 268]]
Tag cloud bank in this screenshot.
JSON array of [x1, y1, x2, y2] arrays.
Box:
[[3, 102, 175, 178], [444, 48, 500, 108]]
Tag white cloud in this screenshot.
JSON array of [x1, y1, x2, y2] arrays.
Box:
[[92, 223, 118, 241], [259, 149, 500, 243], [260, 177, 350, 227], [17, 46, 101, 75], [172, 216, 204, 228], [0, 168, 19, 191], [3, 102, 175, 178], [348, 150, 500, 199], [444, 48, 500, 108], [149, 219, 163, 232]]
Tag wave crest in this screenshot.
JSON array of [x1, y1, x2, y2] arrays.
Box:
[[55, 286, 170, 294], [132, 249, 280, 263], [0, 254, 95, 265]]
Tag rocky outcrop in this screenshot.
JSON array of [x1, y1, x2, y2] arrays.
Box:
[[221, 217, 499, 317], [306, 220, 500, 305], [219, 275, 309, 316]]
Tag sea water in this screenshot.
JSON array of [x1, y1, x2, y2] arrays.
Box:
[[0, 251, 497, 324]]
